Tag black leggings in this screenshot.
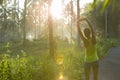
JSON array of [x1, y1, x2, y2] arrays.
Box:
[[84, 61, 99, 80]]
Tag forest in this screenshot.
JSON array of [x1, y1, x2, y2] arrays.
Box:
[[0, 0, 120, 80]]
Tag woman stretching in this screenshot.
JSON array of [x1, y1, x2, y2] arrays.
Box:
[[78, 18, 99, 80]]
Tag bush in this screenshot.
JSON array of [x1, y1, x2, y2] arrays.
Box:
[[0, 53, 32, 80], [96, 37, 120, 57]]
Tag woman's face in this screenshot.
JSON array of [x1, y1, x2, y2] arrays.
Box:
[[84, 28, 91, 38]]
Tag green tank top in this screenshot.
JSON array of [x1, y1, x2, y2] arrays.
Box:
[[85, 39, 98, 62]]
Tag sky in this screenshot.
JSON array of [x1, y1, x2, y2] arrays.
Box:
[[19, 0, 24, 9], [80, 0, 93, 8], [18, 0, 93, 19], [19, 0, 93, 9]]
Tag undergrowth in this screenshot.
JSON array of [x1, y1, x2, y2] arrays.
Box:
[[0, 38, 119, 80]]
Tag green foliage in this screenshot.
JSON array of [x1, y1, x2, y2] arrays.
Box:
[[84, 0, 120, 38], [93, 0, 111, 13], [0, 43, 30, 80], [0, 42, 58, 80], [0, 52, 32, 80], [30, 55, 57, 80], [97, 37, 120, 58], [101, 0, 111, 13], [0, 54, 12, 80], [0, 39, 119, 80], [63, 49, 85, 80]]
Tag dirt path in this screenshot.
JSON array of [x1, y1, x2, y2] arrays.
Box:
[[98, 46, 120, 80]]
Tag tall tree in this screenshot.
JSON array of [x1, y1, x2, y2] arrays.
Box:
[[70, 0, 73, 40], [48, 0, 55, 57], [84, 0, 120, 38], [23, 0, 27, 44], [105, 6, 108, 37], [0, 0, 22, 42], [77, 0, 81, 48]]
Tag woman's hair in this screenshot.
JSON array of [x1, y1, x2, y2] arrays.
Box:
[[83, 28, 91, 38]]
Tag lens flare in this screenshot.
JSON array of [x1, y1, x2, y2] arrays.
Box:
[[59, 73, 63, 79], [56, 55, 64, 65]]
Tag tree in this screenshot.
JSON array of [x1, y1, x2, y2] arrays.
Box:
[[48, 0, 55, 57], [107, 0, 120, 38], [76, 0, 81, 48], [0, 0, 22, 42], [84, 0, 120, 38], [23, 0, 27, 44], [70, 0, 73, 41], [93, 0, 111, 13]]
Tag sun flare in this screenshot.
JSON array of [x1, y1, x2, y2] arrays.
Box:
[[51, 0, 62, 19]]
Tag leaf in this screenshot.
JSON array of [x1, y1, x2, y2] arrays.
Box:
[[101, 0, 111, 13], [92, 0, 97, 8]]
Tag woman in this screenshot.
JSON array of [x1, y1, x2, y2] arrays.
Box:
[[78, 18, 99, 80]]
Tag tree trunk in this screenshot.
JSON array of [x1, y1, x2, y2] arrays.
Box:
[[70, 0, 73, 40], [23, 0, 27, 44], [105, 9, 108, 37], [77, 0, 81, 48], [48, 0, 55, 57]]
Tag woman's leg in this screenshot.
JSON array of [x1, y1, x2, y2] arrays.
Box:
[[84, 63, 91, 80], [93, 61, 99, 80]]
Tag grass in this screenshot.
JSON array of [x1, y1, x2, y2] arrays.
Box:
[[0, 38, 119, 80]]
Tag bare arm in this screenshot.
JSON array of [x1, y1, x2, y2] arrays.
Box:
[[85, 19, 94, 36], [85, 18, 96, 44], [77, 18, 86, 41]]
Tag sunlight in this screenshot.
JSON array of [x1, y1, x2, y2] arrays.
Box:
[[56, 54, 65, 80], [64, 0, 93, 8], [27, 34, 34, 41], [59, 72, 64, 80], [19, 0, 25, 9], [51, 0, 62, 19], [80, 0, 93, 8], [58, 72, 68, 80], [56, 55, 64, 65], [64, 0, 71, 5]]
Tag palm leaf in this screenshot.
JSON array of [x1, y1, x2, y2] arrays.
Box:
[[101, 0, 111, 13], [92, 0, 97, 8], [92, 0, 112, 13]]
